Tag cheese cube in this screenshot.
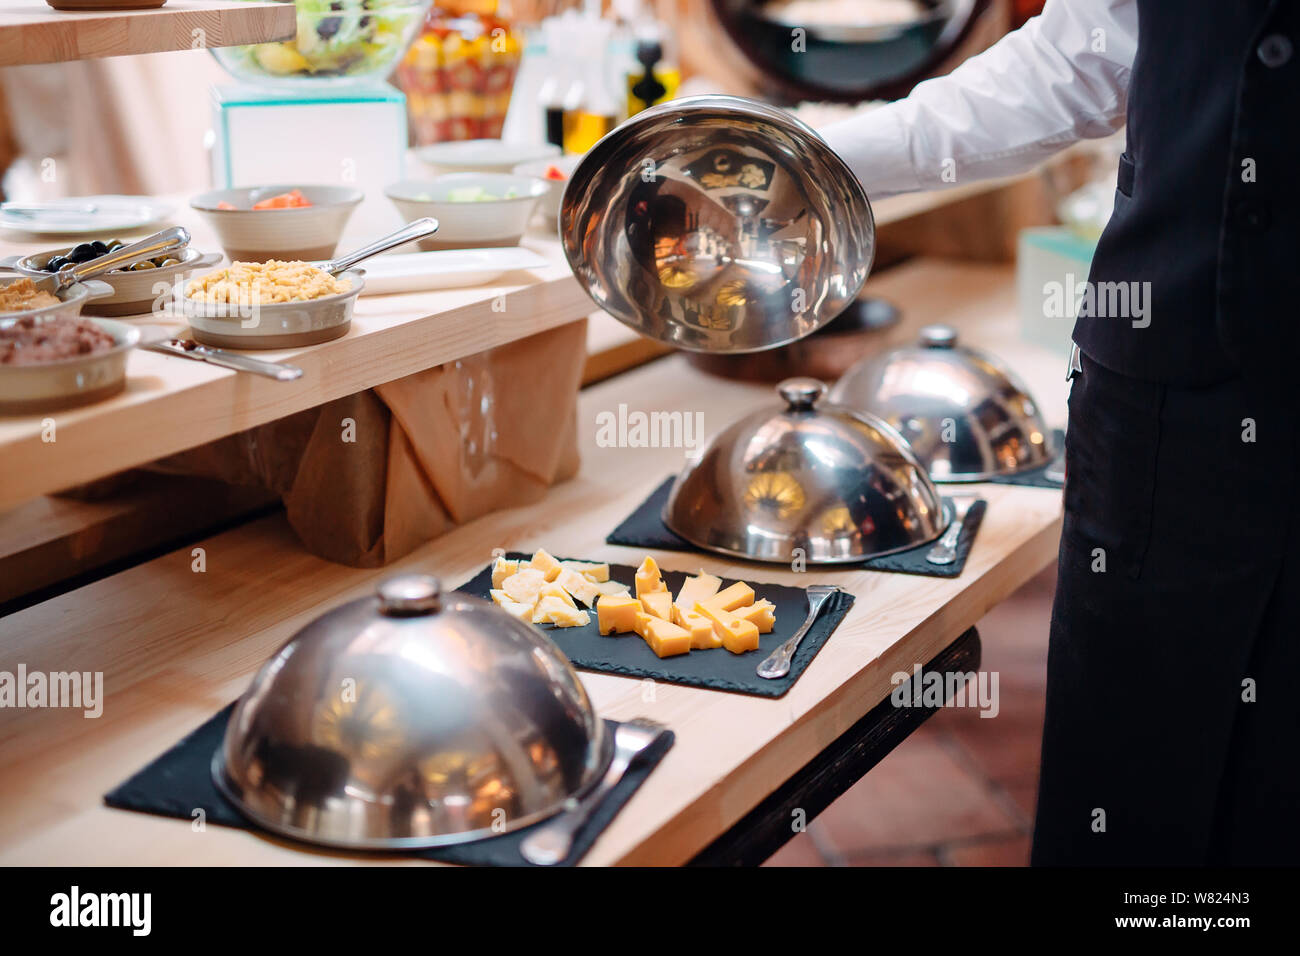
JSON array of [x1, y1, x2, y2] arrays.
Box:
[[640, 590, 673, 620], [719, 617, 760, 654], [634, 556, 667, 598], [700, 581, 754, 612], [502, 568, 546, 605], [634, 612, 692, 658], [735, 599, 776, 634], [594, 580, 631, 596], [527, 549, 564, 582], [675, 570, 721, 613], [491, 557, 519, 589], [678, 609, 722, 650], [537, 595, 589, 628], [555, 567, 601, 607], [531, 583, 576, 623], [561, 560, 610, 583], [490, 589, 535, 623], [597, 593, 641, 635]]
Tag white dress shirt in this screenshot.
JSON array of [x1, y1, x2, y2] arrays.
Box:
[[821, 0, 1138, 198]]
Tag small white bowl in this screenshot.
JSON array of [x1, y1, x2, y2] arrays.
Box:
[[513, 154, 583, 231], [190, 185, 363, 263], [385, 174, 549, 250], [414, 139, 561, 176], [0, 281, 137, 412]]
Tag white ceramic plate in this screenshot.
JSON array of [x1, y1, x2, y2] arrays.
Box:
[[0, 196, 175, 236], [354, 247, 550, 295], [414, 139, 561, 175]]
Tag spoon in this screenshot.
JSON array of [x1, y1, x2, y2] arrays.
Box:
[[318, 218, 439, 277], [33, 226, 190, 295], [756, 585, 842, 680], [519, 718, 667, 866], [926, 496, 978, 566]]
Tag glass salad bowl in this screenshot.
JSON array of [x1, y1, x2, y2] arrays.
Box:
[[211, 0, 431, 87]]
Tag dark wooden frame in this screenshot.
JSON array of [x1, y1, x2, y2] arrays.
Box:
[[689, 626, 983, 866]]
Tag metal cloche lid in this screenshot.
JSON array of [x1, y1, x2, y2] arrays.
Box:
[[560, 94, 875, 354], [213, 574, 610, 850], [829, 325, 1056, 481], [662, 376, 948, 564]]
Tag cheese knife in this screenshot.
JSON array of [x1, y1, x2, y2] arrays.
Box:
[[143, 338, 302, 382]]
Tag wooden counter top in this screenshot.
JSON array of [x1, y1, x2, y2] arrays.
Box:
[[0, 259, 1066, 866], [0, 231, 591, 512]]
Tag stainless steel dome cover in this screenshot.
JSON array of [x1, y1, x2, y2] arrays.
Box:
[[829, 325, 1056, 481], [560, 95, 875, 353], [213, 574, 610, 850], [663, 377, 949, 564]]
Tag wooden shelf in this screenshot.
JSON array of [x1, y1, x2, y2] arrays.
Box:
[[0, 0, 296, 67], [0, 212, 591, 511], [0, 263, 1066, 863]]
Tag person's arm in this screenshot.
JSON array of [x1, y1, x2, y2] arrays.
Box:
[[821, 0, 1137, 198]]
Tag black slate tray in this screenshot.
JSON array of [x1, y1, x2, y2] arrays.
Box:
[[458, 554, 855, 698], [604, 478, 987, 579], [105, 704, 673, 867]]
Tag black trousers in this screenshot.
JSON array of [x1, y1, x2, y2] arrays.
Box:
[[1031, 352, 1300, 865]]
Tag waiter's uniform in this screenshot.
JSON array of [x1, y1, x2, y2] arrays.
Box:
[[825, 0, 1300, 865], [1034, 0, 1300, 865]]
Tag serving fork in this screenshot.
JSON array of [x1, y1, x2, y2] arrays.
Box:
[[756, 585, 842, 680]]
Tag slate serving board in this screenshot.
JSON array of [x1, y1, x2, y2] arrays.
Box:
[[457, 554, 856, 698]]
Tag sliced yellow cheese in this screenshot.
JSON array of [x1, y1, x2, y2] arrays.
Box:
[[490, 589, 535, 622], [675, 570, 721, 612], [537, 595, 589, 628], [597, 593, 641, 635], [527, 548, 564, 582], [678, 608, 722, 650], [694, 600, 739, 638], [502, 568, 547, 605], [561, 560, 610, 583], [491, 557, 519, 589], [555, 567, 601, 608], [634, 611, 692, 658], [531, 582, 576, 623], [639, 589, 672, 621], [634, 556, 667, 599], [719, 616, 760, 654], [594, 579, 631, 596], [735, 598, 776, 634], [700, 581, 754, 612]]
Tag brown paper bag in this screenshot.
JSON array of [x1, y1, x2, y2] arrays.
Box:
[[156, 320, 586, 566]]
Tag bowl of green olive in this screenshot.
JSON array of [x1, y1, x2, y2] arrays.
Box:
[[0, 238, 223, 317]]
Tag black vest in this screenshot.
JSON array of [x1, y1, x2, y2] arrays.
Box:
[[1079, 0, 1299, 387]]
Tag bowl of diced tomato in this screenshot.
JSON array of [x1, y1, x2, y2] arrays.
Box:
[[512, 155, 584, 233], [189, 184, 363, 263]]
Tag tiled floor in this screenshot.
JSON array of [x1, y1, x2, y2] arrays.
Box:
[[764, 564, 1057, 868]]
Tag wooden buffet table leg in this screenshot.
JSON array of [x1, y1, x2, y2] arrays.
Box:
[[688, 627, 983, 867]]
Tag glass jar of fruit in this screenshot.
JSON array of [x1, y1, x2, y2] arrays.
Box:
[[393, 0, 524, 144]]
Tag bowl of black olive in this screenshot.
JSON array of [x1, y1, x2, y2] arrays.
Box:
[[0, 239, 223, 317]]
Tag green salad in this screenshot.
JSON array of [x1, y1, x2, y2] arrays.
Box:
[[216, 0, 427, 81]]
